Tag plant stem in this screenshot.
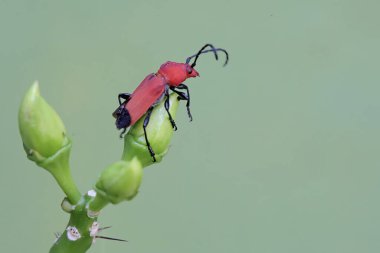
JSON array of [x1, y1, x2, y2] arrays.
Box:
[[50, 196, 96, 253], [51, 168, 82, 204], [89, 193, 109, 212], [38, 143, 82, 204]]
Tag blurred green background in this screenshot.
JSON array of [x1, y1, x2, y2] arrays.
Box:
[[1, 0, 380, 252]]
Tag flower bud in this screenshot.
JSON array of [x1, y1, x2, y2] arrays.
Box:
[[18, 81, 69, 162], [18, 82, 81, 204], [122, 93, 180, 167], [95, 159, 143, 204]]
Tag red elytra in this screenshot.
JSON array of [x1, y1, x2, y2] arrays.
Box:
[[112, 44, 229, 162]]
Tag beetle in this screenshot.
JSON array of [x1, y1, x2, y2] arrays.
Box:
[[112, 44, 229, 162]]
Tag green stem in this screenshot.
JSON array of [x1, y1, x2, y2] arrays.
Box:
[[89, 193, 109, 212], [50, 196, 96, 253], [51, 168, 81, 204], [38, 143, 81, 204]]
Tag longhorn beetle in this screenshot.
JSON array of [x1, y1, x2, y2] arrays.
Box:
[[113, 44, 229, 162]]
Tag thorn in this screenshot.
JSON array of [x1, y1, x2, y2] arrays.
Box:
[[96, 236, 128, 242], [98, 226, 112, 231]]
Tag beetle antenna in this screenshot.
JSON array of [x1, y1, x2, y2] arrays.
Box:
[[186, 44, 218, 67], [186, 44, 229, 67], [193, 48, 229, 67]]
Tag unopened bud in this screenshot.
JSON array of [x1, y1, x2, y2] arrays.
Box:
[[18, 82, 80, 204], [122, 93, 180, 167], [95, 159, 143, 204], [18, 81, 69, 163]]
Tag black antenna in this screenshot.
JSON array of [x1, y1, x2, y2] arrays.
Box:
[[186, 44, 218, 66], [186, 44, 229, 68]]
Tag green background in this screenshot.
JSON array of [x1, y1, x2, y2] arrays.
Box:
[[1, 1, 380, 252]]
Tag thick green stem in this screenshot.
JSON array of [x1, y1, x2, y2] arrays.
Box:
[[51, 168, 81, 205], [50, 196, 96, 253], [38, 143, 81, 204], [89, 193, 109, 212]]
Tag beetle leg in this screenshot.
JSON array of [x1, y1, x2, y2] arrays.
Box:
[[170, 88, 188, 100], [119, 127, 127, 139], [175, 84, 193, 121], [170, 87, 191, 121], [165, 88, 177, 131], [118, 93, 132, 105], [143, 107, 156, 162]]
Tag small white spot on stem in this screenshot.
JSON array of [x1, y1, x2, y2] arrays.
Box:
[[89, 222, 100, 243], [87, 190, 97, 197], [66, 226, 81, 241], [89, 222, 99, 237], [87, 208, 100, 218]]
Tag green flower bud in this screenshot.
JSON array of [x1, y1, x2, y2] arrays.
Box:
[[122, 93, 180, 167], [95, 159, 143, 204], [18, 82, 81, 204], [18, 81, 69, 162]]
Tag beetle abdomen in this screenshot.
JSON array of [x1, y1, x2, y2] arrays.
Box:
[[114, 107, 131, 129]]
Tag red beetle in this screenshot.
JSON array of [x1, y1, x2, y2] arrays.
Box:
[[113, 44, 229, 162]]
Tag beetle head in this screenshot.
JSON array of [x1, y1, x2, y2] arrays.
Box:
[[157, 44, 228, 87], [158, 61, 199, 87]]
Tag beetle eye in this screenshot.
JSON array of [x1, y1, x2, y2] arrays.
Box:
[[187, 68, 192, 74]]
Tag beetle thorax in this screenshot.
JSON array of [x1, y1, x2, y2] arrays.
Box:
[[157, 61, 198, 87]]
